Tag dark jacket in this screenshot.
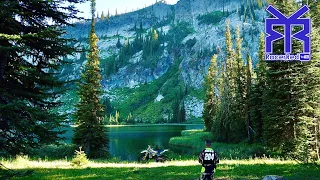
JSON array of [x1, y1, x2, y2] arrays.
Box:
[[198, 147, 219, 173]]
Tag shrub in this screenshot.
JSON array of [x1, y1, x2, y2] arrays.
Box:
[[197, 11, 228, 25], [29, 143, 76, 160], [70, 147, 89, 167], [15, 155, 30, 165], [185, 38, 197, 49]]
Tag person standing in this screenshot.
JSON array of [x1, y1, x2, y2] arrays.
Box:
[[198, 140, 219, 180]]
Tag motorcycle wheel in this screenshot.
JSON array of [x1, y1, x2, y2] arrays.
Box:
[[156, 156, 168, 162], [138, 154, 148, 163]]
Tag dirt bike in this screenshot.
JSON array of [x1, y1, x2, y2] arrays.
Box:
[[138, 145, 169, 163]]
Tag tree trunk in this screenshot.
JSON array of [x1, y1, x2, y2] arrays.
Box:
[[316, 118, 320, 160]]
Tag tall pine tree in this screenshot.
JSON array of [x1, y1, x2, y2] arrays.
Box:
[[0, 0, 86, 155], [245, 54, 254, 143], [232, 25, 247, 142], [294, 0, 320, 161], [263, 0, 320, 161], [73, 0, 108, 158], [251, 32, 267, 142], [203, 55, 219, 132]]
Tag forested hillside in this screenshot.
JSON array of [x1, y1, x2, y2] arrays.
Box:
[[59, 0, 265, 124], [202, 0, 320, 161], [1, 1, 319, 179]]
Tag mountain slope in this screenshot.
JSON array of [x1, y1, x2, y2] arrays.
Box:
[[60, 0, 266, 123]]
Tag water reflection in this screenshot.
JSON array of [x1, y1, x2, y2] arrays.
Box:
[[61, 124, 203, 161]]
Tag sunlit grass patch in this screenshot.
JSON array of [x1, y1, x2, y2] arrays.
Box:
[[2, 156, 317, 169], [1, 157, 319, 180], [181, 129, 204, 136]]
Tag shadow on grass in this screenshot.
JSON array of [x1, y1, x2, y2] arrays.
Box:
[[10, 163, 320, 180]]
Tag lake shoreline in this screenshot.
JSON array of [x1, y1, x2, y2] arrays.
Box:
[[106, 123, 204, 127], [68, 123, 204, 128], [61, 124, 204, 161]]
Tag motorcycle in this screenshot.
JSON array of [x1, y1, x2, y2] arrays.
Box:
[[138, 145, 169, 163]]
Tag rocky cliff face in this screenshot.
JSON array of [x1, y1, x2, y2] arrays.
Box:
[[61, 0, 266, 122], [174, 0, 241, 22]]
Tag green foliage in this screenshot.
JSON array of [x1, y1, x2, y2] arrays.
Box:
[[73, 0, 109, 158], [29, 144, 77, 160], [116, 37, 122, 48], [239, 0, 262, 23], [111, 26, 166, 72], [250, 32, 267, 143], [0, 0, 83, 155], [171, 95, 186, 123], [2, 158, 320, 179], [197, 11, 229, 25], [169, 130, 267, 159], [203, 1, 320, 161], [141, 29, 163, 68], [152, 13, 174, 29], [108, 111, 120, 125], [102, 54, 118, 78], [260, 0, 320, 161], [206, 21, 255, 144], [70, 147, 89, 167], [125, 113, 135, 124], [185, 38, 197, 49], [167, 21, 194, 53], [203, 55, 219, 132], [212, 19, 242, 142], [101, 11, 105, 20], [110, 59, 186, 123]]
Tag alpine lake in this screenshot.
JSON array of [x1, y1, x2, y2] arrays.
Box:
[[61, 124, 203, 161]]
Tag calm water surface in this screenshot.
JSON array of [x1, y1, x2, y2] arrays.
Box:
[[62, 124, 203, 161]]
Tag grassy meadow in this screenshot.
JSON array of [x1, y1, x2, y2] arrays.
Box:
[[1, 129, 319, 179], [1, 156, 319, 180]]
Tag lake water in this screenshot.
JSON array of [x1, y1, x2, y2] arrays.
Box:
[[62, 124, 203, 161]]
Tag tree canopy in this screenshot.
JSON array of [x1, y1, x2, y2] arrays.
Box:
[[0, 0, 88, 155]]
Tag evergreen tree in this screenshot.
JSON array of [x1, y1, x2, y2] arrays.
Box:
[[203, 55, 219, 131], [213, 19, 237, 142], [180, 102, 186, 123], [251, 32, 267, 142], [152, 29, 160, 54], [215, 61, 230, 141], [224, 19, 239, 142], [262, 0, 320, 160], [245, 54, 253, 143], [109, 115, 115, 125], [0, 0, 84, 155], [73, 0, 109, 158], [115, 111, 120, 125], [140, 22, 143, 33], [232, 25, 247, 142], [294, 0, 320, 161], [116, 37, 122, 49], [101, 11, 105, 20], [107, 9, 110, 20], [126, 112, 134, 124], [263, 0, 298, 154], [172, 98, 180, 123]]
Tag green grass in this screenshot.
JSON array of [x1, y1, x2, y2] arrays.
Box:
[[1, 157, 319, 180], [169, 130, 267, 159]]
